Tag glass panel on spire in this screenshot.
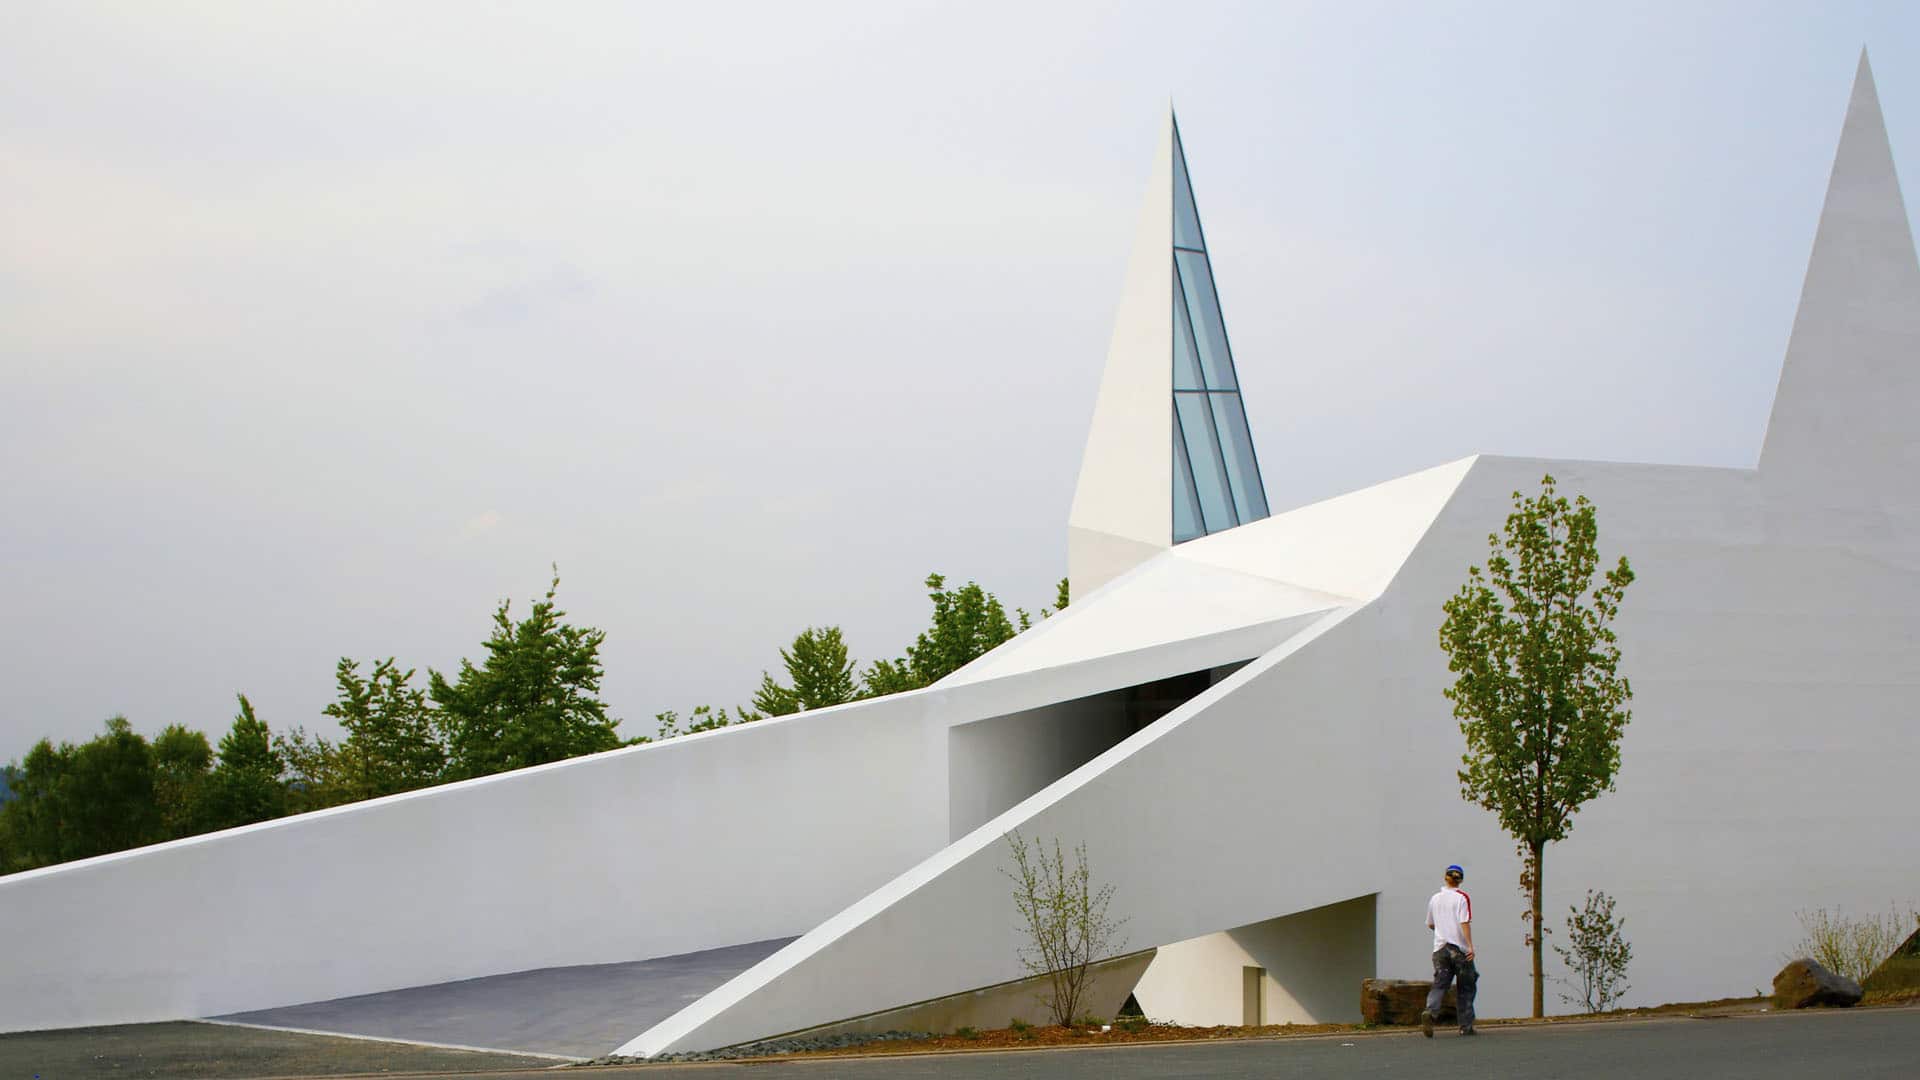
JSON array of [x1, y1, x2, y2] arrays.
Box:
[[1209, 392, 1270, 522], [1176, 250, 1237, 391], [1173, 273, 1205, 391], [1172, 409, 1204, 543], [1168, 113, 1269, 544], [1173, 130, 1205, 251], [1176, 392, 1237, 533]]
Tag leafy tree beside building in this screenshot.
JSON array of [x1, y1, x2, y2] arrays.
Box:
[[202, 695, 289, 829], [1439, 475, 1635, 1018], [753, 626, 859, 716], [860, 573, 1021, 696], [325, 658, 447, 800], [150, 723, 213, 839], [432, 571, 621, 778]]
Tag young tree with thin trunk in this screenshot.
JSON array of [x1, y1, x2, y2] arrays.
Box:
[[1439, 475, 1634, 1018], [1003, 833, 1127, 1027]]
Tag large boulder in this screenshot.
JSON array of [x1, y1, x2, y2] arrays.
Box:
[[1361, 979, 1455, 1025], [1773, 959, 1863, 1008]]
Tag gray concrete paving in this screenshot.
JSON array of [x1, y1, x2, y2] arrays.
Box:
[[213, 937, 794, 1059], [7, 1005, 1915, 1079], [0, 1020, 553, 1078], [617, 1007, 1908, 1080]]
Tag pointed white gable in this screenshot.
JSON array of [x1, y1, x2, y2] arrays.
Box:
[[1069, 113, 1176, 598], [1758, 50, 1920, 493], [1070, 112, 1272, 600]]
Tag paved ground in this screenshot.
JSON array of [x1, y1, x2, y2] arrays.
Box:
[[0, 1021, 553, 1078], [212, 937, 794, 1059], [5, 1005, 1914, 1079]]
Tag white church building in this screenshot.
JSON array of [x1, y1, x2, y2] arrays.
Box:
[[2, 54, 1915, 1059]]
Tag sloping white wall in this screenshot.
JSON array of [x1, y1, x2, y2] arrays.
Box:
[[0, 599, 1301, 1036], [944, 556, 1346, 688], [622, 605, 1384, 1055], [0, 690, 950, 1032]]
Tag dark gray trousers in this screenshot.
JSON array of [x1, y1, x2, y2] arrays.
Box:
[[1428, 944, 1478, 1031]]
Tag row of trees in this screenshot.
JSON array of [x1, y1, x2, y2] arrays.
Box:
[[675, 573, 1069, 734], [0, 570, 1066, 875]]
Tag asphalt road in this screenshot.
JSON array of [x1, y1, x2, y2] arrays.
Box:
[[0, 1021, 553, 1078], [464, 1007, 1920, 1080], [4, 1007, 1914, 1079]]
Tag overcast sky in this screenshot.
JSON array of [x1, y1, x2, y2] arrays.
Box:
[[4, 2, 1918, 754]]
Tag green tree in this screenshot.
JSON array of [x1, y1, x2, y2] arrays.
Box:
[[324, 658, 447, 800], [0, 765, 17, 872], [650, 704, 760, 741], [151, 723, 213, 839], [749, 675, 800, 718], [432, 571, 621, 778], [1015, 577, 1072, 631], [203, 695, 289, 829], [0, 739, 72, 872], [65, 717, 162, 859], [753, 626, 858, 715], [274, 722, 345, 814], [3, 717, 165, 865], [1004, 833, 1128, 1026], [1439, 474, 1635, 1018], [861, 573, 1019, 696], [857, 658, 922, 698], [1555, 889, 1632, 1012]]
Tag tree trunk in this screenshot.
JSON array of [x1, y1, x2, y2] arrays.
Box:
[[1531, 840, 1545, 1018]]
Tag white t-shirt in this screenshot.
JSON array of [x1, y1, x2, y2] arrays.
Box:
[[1428, 886, 1472, 952]]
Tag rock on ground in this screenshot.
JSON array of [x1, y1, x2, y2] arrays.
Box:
[[1773, 958, 1863, 1009], [1361, 979, 1456, 1025]]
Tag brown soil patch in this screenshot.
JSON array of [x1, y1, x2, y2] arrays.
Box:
[[784, 1020, 1352, 1057], [766, 993, 1920, 1061]]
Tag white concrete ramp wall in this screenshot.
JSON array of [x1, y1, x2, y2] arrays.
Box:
[[0, 610, 1299, 1036], [0, 690, 950, 1032], [622, 604, 1396, 1055]]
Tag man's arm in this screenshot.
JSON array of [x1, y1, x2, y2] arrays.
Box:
[[1460, 915, 1474, 959]]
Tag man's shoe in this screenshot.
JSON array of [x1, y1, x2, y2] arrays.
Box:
[[1420, 1010, 1434, 1038], [1460, 1027, 1477, 1037]]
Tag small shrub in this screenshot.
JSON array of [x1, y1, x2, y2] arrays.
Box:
[[1116, 1015, 1148, 1033], [1008, 1017, 1031, 1033], [953, 1026, 978, 1040], [1554, 889, 1632, 1012], [1790, 905, 1917, 984], [1003, 832, 1128, 1026]]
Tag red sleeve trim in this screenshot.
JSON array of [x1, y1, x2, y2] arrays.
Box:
[[1460, 890, 1471, 920]]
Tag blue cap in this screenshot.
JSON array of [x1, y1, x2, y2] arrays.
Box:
[[1446, 864, 1464, 877]]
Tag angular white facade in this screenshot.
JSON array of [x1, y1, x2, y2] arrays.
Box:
[[2, 54, 1916, 1058], [1070, 110, 1271, 598]]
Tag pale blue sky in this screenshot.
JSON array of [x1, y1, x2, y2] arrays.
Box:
[[3, 2, 1917, 751]]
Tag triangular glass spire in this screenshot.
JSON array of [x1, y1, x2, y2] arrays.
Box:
[[1170, 116, 1269, 543]]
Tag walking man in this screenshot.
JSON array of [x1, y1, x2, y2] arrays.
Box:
[[1423, 863, 1476, 1037]]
